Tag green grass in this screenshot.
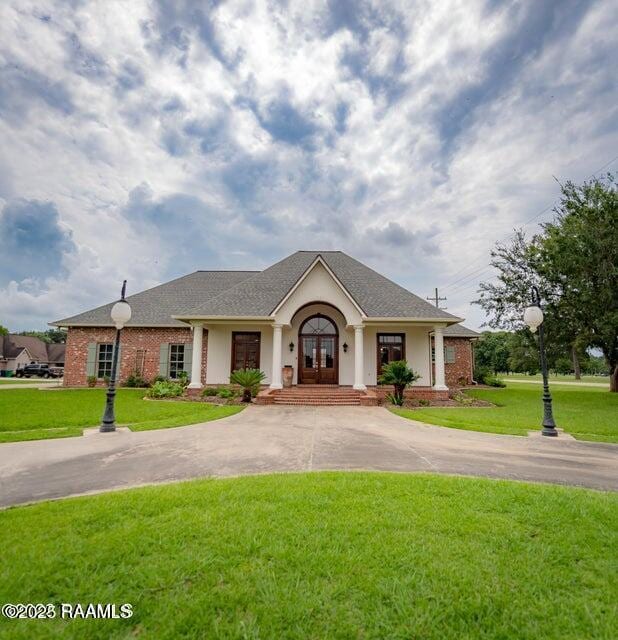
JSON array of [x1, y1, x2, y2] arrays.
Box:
[[500, 373, 608, 384], [0, 473, 616, 639], [393, 384, 618, 442], [0, 389, 243, 442]]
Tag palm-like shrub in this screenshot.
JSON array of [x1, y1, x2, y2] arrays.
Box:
[[229, 368, 266, 402], [378, 360, 420, 406]]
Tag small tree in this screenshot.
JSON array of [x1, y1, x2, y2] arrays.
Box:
[[229, 368, 266, 402], [378, 360, 420, 406]]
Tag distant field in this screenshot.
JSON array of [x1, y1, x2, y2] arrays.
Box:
[[499, 373, 608, 384]]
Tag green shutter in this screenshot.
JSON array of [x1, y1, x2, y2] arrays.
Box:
[[86, 343, 97, 377], [445, 346, 456, 364], [184, 344, 193, 376], [159, 343, 170, 378]]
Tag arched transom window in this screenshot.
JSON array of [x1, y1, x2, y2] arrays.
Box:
[[300, 315, 337, 335]]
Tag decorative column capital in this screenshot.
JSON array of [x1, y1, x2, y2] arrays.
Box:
[[353, 324, 364, 332], [191, 321, 204, 329]]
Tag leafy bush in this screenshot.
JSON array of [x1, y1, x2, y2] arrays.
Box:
[[201, 387, 219, 397], [385, 392, 402, 406], [86, 375, 97, 388], [483, 374, 506, 388], [418, 398, 430, 407], [217, 388, 237, 399], [229, 368, 267, 402], [152, 375, 167, 384], [124, 371, 148, 388], [146, 380, 184, 398], [379, 361, 420, 405], [474, 366, 506, 387], [103, 375, 111, 386], [177, 371, 189, 388]]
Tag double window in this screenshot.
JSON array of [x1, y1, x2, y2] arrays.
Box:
[[169, 344, 186, 379], [97, 343, 114, 379]]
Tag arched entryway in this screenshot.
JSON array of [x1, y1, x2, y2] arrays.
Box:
[[298, 314, 339, 384]]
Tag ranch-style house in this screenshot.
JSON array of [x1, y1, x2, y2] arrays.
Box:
[[52, 251, 478, 404]]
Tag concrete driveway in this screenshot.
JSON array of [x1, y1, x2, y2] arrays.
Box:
[[0, 406, 616, 507]]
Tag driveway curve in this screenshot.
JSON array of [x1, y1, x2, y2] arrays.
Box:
[[0, 406, 616, 507]]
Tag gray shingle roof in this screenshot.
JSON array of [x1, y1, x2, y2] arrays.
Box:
[[181, 251, 459, 320], [51, 251, 463, 327], [51, 271, 257, 327], [442, 324, 480, 338]]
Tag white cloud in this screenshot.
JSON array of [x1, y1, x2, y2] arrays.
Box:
[[0, 0, 616, 330]]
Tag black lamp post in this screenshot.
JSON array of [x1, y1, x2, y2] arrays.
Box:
[[523, 286, 558, 437], [100, 280, 132, 433]]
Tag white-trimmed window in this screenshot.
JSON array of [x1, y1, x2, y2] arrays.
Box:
[[97, 343, 114, 378], [169, 344, 186, 379]]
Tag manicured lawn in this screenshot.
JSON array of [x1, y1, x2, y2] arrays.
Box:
[[1, 473, 615, 639], [0, 389, 243, 442], [393, 384, 618, 442], [500, 373, 609, 384]]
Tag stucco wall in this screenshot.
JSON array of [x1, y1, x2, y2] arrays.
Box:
[[205, 324, 273, 385], [274, 261, 363, 326], [362, 325, 433, 387]]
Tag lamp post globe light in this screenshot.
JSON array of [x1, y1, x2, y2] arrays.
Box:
[[524, 286, 558, 437], [100, 280, 131, 433]]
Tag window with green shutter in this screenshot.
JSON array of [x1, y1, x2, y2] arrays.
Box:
[[445, 345, 456, 364]]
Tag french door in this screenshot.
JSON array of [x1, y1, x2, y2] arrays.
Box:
[[298, 315, 338, 384]]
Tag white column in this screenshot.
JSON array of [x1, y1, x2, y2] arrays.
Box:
[[353, 324, 366, 390], [188, 322, 204, 389], [270, 324, 283, 389], [433, 325, 448, 390]]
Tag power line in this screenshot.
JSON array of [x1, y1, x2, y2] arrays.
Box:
[[439, 154, 618, 291], [426, 287, 447, 309]]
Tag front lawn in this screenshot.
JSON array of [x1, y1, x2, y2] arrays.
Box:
[[0, 389, 243, 443], [393, 383, 618, 442], [1, 473, 615, 639]]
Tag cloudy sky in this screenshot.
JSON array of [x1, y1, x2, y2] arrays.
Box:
[[0, 0, 616, 331]]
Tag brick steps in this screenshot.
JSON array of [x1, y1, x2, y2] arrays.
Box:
[[272, 386, 362, 406]]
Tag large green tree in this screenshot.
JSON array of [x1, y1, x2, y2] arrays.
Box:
[[537, 175, 617, 391], [475, 174, 617, 391], [0, 325, 8, 336]]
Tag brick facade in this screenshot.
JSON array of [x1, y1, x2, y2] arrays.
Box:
[[64, 327, 207, 387], [431, 336, 475, 387]]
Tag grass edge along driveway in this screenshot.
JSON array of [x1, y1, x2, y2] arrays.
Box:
[[0, 388, 244, 443], [392, 383, 617, 443], [0, 472, 616, 640]]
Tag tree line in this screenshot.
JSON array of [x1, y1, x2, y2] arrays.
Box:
[[474, 330, 609, 378], [475, 174, 617, 391]]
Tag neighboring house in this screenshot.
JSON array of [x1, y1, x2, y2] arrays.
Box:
[[51, 251, 479, 399], [0, 335, 66, 374]]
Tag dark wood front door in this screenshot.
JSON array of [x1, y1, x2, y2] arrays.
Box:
[[298, 315, 338, 384]]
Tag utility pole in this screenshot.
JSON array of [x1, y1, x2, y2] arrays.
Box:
[[426, 287, 447, 309]]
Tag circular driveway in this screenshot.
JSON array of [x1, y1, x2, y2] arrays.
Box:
[[0, 406, 616, 507]]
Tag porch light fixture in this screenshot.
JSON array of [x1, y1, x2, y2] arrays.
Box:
[[343, 342, 348, 353], [289, 341, 294, 352], [100, 280, 131, 433], [524, 286, 558, 437]]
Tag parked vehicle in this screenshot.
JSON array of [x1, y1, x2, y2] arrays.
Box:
[[14, 364, 64, 379]]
